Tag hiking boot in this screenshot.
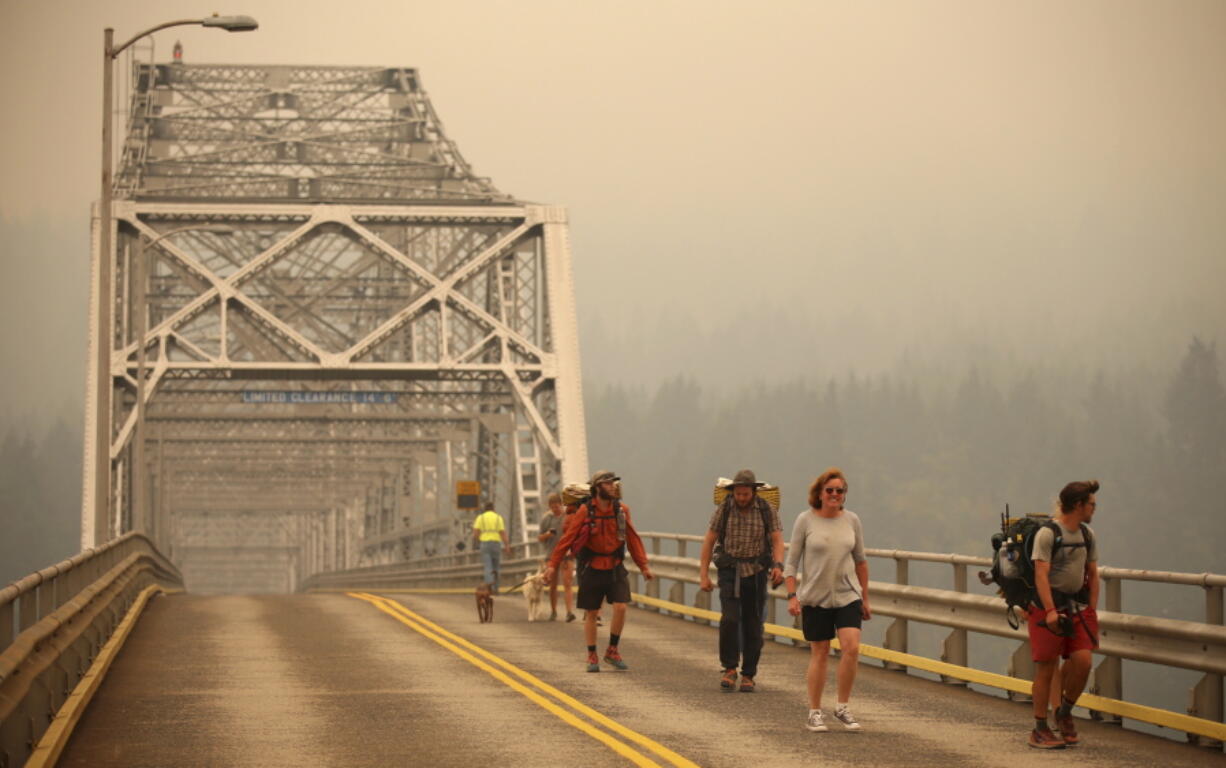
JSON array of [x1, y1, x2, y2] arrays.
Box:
[[1055, 713, 1080, 746], [739, 676, 756, 693], [833, 705, 861, 731], [549, 610, 558, 621], [720, 668, 738, 691], [1028, 724, 1066, 749], [586, 651, 600, 673], [566, 612, 576, 623], [805, 710, 828, 733], [603, 647, 628, 670]]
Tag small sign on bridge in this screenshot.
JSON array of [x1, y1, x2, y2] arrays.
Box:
[[456, 481, 481, 510], [241, 391, 397, 404]]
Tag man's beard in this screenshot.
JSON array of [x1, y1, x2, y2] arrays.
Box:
[[598, 487, 616, 501]]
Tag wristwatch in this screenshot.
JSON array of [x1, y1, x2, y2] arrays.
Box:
[[773, 561, 784, 571], [787, 592, 797, 599]]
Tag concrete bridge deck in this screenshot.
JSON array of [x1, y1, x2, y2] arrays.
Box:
[[59, 592, 1223, 767]]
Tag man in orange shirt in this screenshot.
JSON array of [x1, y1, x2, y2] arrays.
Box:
[[546, 470, 654, 672]]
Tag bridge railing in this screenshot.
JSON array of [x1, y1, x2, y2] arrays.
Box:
[[302, 531, 1225, 746], [0, 532, 183, 768], [302, 538, 551, 594], [634, 531, 1225, 747]]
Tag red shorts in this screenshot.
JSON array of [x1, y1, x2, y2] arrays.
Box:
[[1027, 605, 1098, 662]]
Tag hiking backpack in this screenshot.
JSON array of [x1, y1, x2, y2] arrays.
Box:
[[983, 505, 1092, 629], [711, 495, 775, 571], [569, 497, 626, 568]]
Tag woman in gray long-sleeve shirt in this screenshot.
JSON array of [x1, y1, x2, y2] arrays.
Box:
[[784, 467, 871, 733]]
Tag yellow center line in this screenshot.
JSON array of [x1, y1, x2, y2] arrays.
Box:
[[349, 592, 701, 768], [350, 593, 660, 767]]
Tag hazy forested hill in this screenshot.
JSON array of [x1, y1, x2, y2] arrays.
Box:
[[2, 337, 1222, 587], [586, 336, 1226, 576]]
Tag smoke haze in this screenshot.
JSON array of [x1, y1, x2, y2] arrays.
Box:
[[2, 0, 1224, 577]]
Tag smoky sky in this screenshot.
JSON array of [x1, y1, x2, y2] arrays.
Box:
[[1, 0, 1224, 425]]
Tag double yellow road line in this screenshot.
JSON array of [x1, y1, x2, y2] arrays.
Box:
[[349, 592, 700, 768]]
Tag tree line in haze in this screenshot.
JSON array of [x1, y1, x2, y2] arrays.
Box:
[[2, 337, 1222, 589], [0, 415, 82, 585], [586, 336, 1225, 580]]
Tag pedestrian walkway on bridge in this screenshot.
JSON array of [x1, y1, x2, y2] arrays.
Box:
[[58, 593, 1221, 767]]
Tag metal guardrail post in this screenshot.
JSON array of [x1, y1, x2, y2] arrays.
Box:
[[0, 600, 12, 649], [644, 536, 661, 610], [1007, 638, 1036, 702], [1188, 584, 1224, 749], [645, 571, 660, 612], [19, 590, 36, 633], [941, 563, 969, 685], [694, 589, 713, 626], [883, 556, 909, 670], [1090, 575, 1123, 723], [668, 582, 685, 617]]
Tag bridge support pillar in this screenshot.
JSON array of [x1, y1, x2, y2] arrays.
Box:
[[1007, 641, 1035, 702]]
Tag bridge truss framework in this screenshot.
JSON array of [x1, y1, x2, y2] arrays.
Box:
[[83, 62, 588, 591]]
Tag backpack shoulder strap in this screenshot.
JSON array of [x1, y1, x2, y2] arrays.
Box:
[[716, 497, 731, 549], [1079, 522, 1093, 573], [758, 496, 773, 544], [1042, 520, 1063, 551]]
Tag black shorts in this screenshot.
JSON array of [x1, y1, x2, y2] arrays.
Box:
[[801, 601, 863, 642], [576, 564, 630, 611]]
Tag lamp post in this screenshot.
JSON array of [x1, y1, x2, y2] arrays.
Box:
[[94, 14, 257, 546], [131, 224, 234, 544]]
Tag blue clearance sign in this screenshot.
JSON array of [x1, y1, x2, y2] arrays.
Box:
[[241, 391, 397, 404]]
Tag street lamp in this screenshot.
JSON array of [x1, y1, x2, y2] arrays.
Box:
[[94, 13, 257, 547], [131, 224, 234, 545]]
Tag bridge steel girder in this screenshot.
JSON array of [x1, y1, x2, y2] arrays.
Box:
[[83, 62, 588, 592]]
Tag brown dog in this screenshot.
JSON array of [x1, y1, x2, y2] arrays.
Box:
[[475, 582, 494, 623]]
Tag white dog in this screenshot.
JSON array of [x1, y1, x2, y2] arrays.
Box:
[[521, 569, 549, 622]]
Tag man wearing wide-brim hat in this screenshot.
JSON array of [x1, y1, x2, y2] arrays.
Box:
[[699, 469, 784, 693]]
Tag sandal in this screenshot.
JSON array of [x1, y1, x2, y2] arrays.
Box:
[[720, 668, 738, 691]]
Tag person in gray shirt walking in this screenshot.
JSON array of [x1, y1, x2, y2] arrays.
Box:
[[784, 467, 871, 733]]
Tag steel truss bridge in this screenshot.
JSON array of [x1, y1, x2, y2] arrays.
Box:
[[82, 62, 588, 592], [0, 55, 1220, 768]]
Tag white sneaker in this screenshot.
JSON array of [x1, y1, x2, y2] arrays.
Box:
[[806, 710, 828, 732], [833, 705, 862, 731]]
